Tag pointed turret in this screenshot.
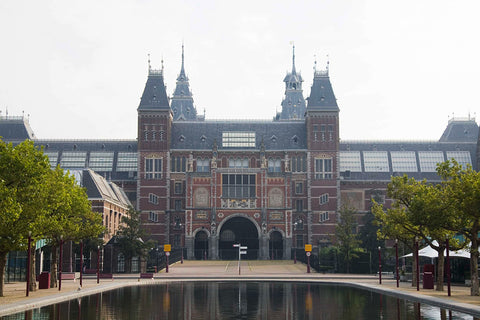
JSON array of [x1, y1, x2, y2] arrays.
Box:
[[278, 45, 306, 120], [138, 57, 170, 111], [306, 60, 339, 112], [171, 44, 199, 121]]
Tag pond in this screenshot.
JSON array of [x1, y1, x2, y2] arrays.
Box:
[[1, 282, 477, 319]]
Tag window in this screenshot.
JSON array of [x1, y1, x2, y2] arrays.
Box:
[[447, 151, 472, 168], [296, 199, 303, 212], [418, 151, 444, 172], [149, 193, 158, 205], [197, 158, 210, 172], [174, 182, 183, 194], [315, 158, 333, 179], [222, 131, 256, 148], [391, 151, 418, 172], [295, 182, 303, 194], [320, 193, 329, 205], [328, 125, 334, 141], [171, 156, 186, 172], [268, 158, 281, 173], [222, 174, 256, 198], [44, 152, 58, 169], [339, 151, 362, 172], [320, 125, 326, 141], [291, 155, 306, 172], [228, 158, 249, 168], [145, 158, 162, 179], [174, 234, 181, 248], [363, 151, 389, 172], [60, 152, 87, 169], [148, 211, 158, 222], [294, 219, 304, 231], [89, 152, 114, 171], [175, 200, 183, 211], [320, 212, 329, 222], [117, 152, 137, 172]]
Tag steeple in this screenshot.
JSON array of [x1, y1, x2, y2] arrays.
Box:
[[307, 57, 338, 112], [171, 44, 200, 121], [277, 44, 306, 121], [138, 56, 170, 111]]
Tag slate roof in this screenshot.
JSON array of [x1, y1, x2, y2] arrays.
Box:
[[171, 120, 307, 150], [0, 116, 35, 141], [439, 118, 478, 142], [307, 70, 339, 112], [81, 169, 131, 207], [138, 69, 170, 111]]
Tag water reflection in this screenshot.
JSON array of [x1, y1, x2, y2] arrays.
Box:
[[2, 282, 478, 320]]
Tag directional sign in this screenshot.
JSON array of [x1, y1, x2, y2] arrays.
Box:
[[233, 244, 240, 247], [240, 251, 247, 255], [240, 246, 248, 250]]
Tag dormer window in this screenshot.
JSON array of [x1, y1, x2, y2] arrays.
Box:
[[200, 135, 207, 142], [179, 135, 185, 142], [270, 135, 277, 143]]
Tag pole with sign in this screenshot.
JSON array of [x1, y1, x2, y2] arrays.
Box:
[[233, 244, 247, 275], [164, 244, 171, 273], [305, 244, 312, 273]]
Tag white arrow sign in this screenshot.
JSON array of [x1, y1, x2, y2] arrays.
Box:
[[240, 251, 247, 255], [240, 246, 248, 250]]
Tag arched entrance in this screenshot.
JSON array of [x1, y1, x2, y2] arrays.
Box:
[[269, 230, 283, 260], [219, 216, 259, 260], [194, 230, 209, 260]]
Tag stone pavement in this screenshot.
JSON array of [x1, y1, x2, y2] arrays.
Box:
[[1, 260, 480, 317]]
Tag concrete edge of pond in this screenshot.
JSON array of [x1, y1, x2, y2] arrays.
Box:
[[1, 277, 479, 318]]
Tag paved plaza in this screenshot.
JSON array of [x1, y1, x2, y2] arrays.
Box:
[[1, 260, 480, 317]]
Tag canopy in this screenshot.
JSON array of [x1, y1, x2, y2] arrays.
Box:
[[400, 240, 470, 259]]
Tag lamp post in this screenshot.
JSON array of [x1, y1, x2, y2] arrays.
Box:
[[97, 245, 100, 284], [395, 239, 399, 288], [415, 237, 419, 291], [26, 231, 32, 297], [59, 235, 63, 291], [155, 248, 159, 273], [80, 241, 83, 288], [446, 237, 451, 296], [378, 246, 382, 284]]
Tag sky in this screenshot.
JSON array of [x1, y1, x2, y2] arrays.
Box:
[[0, 0, 479, 141]]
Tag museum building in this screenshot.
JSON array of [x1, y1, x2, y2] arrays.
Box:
[[1, 46, 478, 261]]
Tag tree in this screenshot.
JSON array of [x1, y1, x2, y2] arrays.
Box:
[[335, 205, 362, 273], [437, 160, 480, 296], [116, 207, 155, 273], [0, 140, 50, 296]]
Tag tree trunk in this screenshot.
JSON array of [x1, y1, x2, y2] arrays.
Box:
[[29, 244, 37, 292], [0, 252, 7, 297], [50, 245, 58, 288], [470, 236, 479, 296], [412, 241, 417, 287], [436, 247, 445, 291]]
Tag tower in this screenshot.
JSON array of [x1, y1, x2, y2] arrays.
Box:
[[305, 59, 340, 246], [137, 59, 173, 244], [170, 44, 200, 121], [278, 45, 307, 120]]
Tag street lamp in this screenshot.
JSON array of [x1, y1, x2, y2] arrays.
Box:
[[155, 248, 159, 273], [395, 239, 399, 288], [378, 246, 382, 284], [97, 245, 100, 284], [59, 235, 63, 291], [26, 231, 32, 297]]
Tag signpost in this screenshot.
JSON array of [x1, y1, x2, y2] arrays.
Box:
[[305, 244, 312, 274], [233, 244, 247, 275], [164, 244, 171, 273]]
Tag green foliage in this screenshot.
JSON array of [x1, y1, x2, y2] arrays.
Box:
[[335, 205, 363, 273], [116, 206, 155, 272]]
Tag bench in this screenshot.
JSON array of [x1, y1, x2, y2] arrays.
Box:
[[84, 269, 97, 274], [60, 272, 76, 280], [139, 273, 154, 279], [98, 273, 114, 280]]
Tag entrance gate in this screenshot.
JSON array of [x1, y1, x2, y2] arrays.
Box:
[[194, 231, 209, 260], [219, 217, 259, 260], [269, 231, 283, 260]]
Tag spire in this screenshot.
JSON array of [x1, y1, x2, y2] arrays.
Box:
[[291, 43, 296, 75], [138, 56, 170, 111], [307, 57, 338, 112], [279, 45, 305, 120], [178, 42, 187, 81], [171, 43, 198, 121]]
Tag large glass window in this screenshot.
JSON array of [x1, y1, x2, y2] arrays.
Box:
[[222, 131, 256, 148], [171, 156, 186, 172], [291, 155, 306, 172], [447, 151, 472, 168], [228, 158, 249, 168], [145, 158, 162, 179], [222, 174, 256, 198], [339, 151, 361, 172], [60, 152, 87, 169], [196, 158, 210, 172], [418, 151, 444, 172], [391, 151, 418, 172], [116, 152, 137, 172], [268, 158, 281, 173], [44, 152, 58, 169], [89, 152, 114, 171], [363, 151, 389, 172], [315, 158, 332, 179]]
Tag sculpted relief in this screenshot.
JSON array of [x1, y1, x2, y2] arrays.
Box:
[[268, 188, 283, 208], [194, 187, 209, 207]]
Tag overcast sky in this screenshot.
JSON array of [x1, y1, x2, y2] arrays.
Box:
[[1, 1, 479, 141]]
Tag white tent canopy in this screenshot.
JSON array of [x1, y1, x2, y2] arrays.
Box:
[[401, 240, 470, 259]]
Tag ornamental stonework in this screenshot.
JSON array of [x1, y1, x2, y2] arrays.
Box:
[[268, 188, 283, 208], [194, 187, 209, 207]]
